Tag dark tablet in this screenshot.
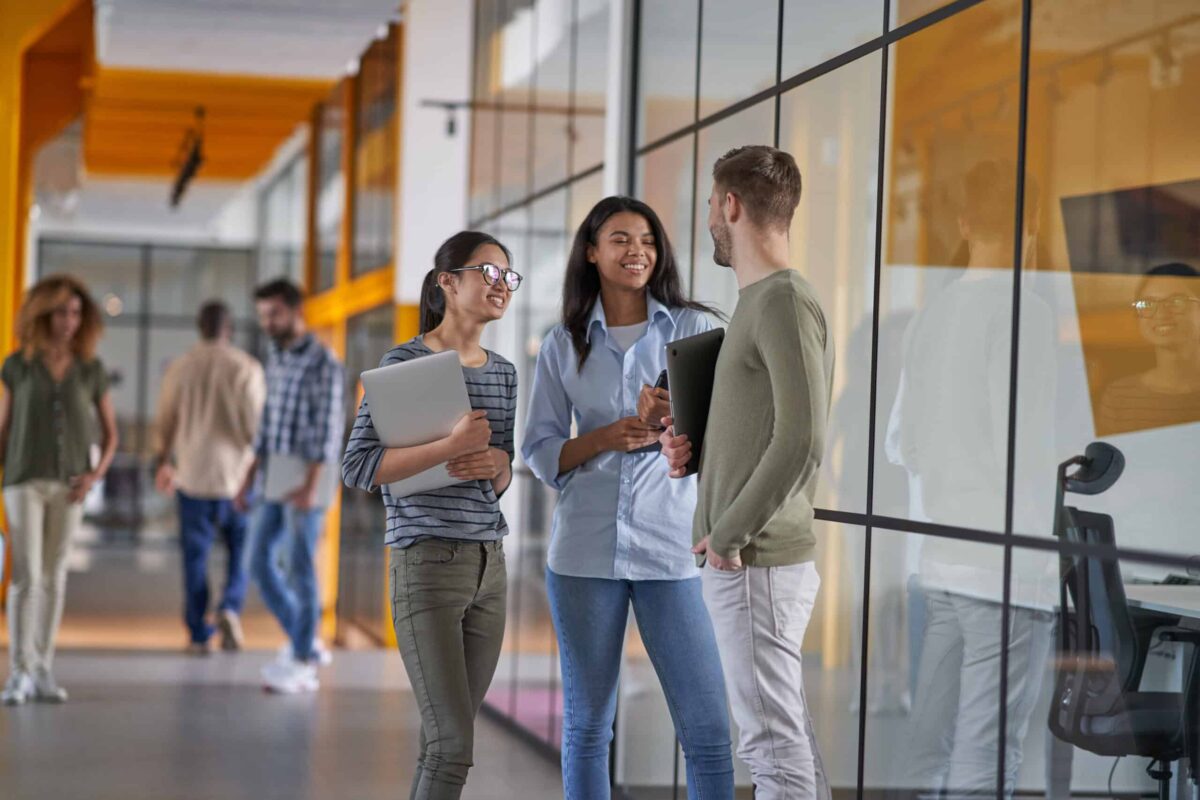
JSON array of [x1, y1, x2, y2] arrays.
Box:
[[665, 328, 725, 476]]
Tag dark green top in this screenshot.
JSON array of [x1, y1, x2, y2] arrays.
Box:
[[1, 353, 109, 488]]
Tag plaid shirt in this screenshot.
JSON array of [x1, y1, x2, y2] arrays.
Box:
[[254, 334, 345, 464]]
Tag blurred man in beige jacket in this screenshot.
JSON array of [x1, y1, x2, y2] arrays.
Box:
[[155, 301, 265, 655]]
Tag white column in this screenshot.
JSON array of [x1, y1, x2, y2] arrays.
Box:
[[396, 0, 475, 305]]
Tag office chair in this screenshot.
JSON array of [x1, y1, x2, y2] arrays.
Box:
[[1048, 442, 1200, 800]]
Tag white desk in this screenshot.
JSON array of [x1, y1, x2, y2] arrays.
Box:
[[1125, 584, 1200, 629]]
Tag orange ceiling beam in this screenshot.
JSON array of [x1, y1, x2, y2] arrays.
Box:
[[82, 67, 332, 179]]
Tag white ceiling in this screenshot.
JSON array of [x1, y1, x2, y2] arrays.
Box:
[[94, 0, 402, 79]]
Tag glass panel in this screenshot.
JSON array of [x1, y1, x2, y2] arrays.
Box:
[[88, 324, 143, 539], [352, 27, 399, 276], [862, 529, 1006, 797], [512, 189, 569, 744], [314, 83, 348, 293], [1020, 543, 1200, 799], [498, 0, 535, 208], [339, 304, 394, 637], [872, 0, 1022, 533], [697, 0, 778, 119], [782, 0, 882, 79], [890, 0, 957, 29], [260, 153, 308, 286], [469, 0, 502, 222], [38, 241, 144, 317], [1013, 0, 1200, 560], [778, 51, 882, 514], [690, 99, 775, 316], [635, 135, 695, 289], [148, 247, 255, 320], [636, 0, 698, 147], [532, 0, 573, 192], [571, 0, 609, 174]]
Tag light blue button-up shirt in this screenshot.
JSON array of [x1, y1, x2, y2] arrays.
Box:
[[522, 297, 713, 581]]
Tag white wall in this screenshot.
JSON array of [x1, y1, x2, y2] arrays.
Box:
[[395, 0, 474, 306]]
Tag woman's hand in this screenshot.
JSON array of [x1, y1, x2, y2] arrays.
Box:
[[448, 448, 509, 482], [68, 470, 101, 504], [637, 385, 671, 428], [448, 410, 492, 458], [599, 417, 662, 453]]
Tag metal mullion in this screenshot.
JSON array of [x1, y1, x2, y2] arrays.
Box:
[[996, 0, 1034, 795], [857, 2, 892, 797], [635, 0, 988, 160]]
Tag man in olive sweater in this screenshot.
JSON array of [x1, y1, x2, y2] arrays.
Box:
[[661, 145, 834, 800]]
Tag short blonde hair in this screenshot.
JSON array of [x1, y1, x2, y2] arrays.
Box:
[[17, 274, 104, 360]]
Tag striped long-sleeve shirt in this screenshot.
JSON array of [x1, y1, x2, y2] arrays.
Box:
[[341, 337, 517, 548], [254, 334, 345, 464]]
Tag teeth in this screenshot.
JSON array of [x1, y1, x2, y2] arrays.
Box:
[[489, 296, 505, 307]]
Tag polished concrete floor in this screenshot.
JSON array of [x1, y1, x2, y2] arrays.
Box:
[[0, 648, 564, 800]]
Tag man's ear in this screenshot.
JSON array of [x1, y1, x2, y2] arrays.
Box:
[[724, 191, 743, 225]]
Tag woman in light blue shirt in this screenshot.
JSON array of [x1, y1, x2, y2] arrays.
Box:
[[523, 196, 733, 799]]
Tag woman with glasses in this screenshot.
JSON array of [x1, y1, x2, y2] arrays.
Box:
[[1098, 262, 1200, 435], [523, 196, 734, 799], [1, 275, 118, 706], [342, 231, 519, 800]]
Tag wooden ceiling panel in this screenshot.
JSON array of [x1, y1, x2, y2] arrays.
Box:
[[83, 66, 331, 178]]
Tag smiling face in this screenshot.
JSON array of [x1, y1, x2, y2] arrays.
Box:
[[586, 211, 658, 293], [440, 242, 512, 323], [1136, 276, 1200, 350]]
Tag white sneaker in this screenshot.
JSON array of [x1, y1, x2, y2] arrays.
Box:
[[276, 638, 333, 667], [1, 672, 34, 706], [261, 660, 319, 694], [31, 669, 68, 703]]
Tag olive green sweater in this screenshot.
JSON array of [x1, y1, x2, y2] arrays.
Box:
[[694, 269, 834, 566]]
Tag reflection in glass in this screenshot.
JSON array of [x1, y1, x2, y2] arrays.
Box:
[[352, 27, 399, 276], [498, 0, 535, 208], [148, 247, 255, 319], [338, 305, 394, 638], [781, 0, 881, 79], [873, 0, 1023, 531], [697, 0, 777, 119], [636, 0, 697, 146], [314, 83, 348, 293], [1016, 0, 1200, 561], [532, 0, 573, 192], [38, 241, 144, 316], [635, 135, 695, 289], [691, 99, 775, 315], [259, 153, 308, 286], [779, 50, 881, 514], [571, 0, 609, 174]]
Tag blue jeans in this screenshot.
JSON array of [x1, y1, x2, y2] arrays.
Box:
[[178, 491, 249, 644], [546, 568, 734, 800], [249, 501, 325, 662]]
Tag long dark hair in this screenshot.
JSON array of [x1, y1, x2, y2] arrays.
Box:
[[420, 231, 513, 334], [563, 196, 720, 368]]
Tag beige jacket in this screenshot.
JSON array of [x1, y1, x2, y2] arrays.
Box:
[[156, 340, 266, 499]]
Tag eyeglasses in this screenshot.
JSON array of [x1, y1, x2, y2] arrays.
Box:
[[1131, 294, 1200, 319], [449, 263, 523, 292]]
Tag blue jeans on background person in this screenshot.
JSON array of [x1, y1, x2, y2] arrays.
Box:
[[249, 500, 325, 662], [546, 568, 734, 800], [178, 491, 250, 645]]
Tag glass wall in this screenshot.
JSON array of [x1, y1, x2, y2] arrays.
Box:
[[259, 151, 308, 285], [470, 0, 1200, 796], [314, 82, 349, 293], [337, 304, 395, 636], [37, 240, 259, 543], [352, 26, 400, 277]]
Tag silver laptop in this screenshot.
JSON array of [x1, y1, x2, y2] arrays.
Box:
[[360, 349, 473, 498], [263, 453, 341, 507]]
